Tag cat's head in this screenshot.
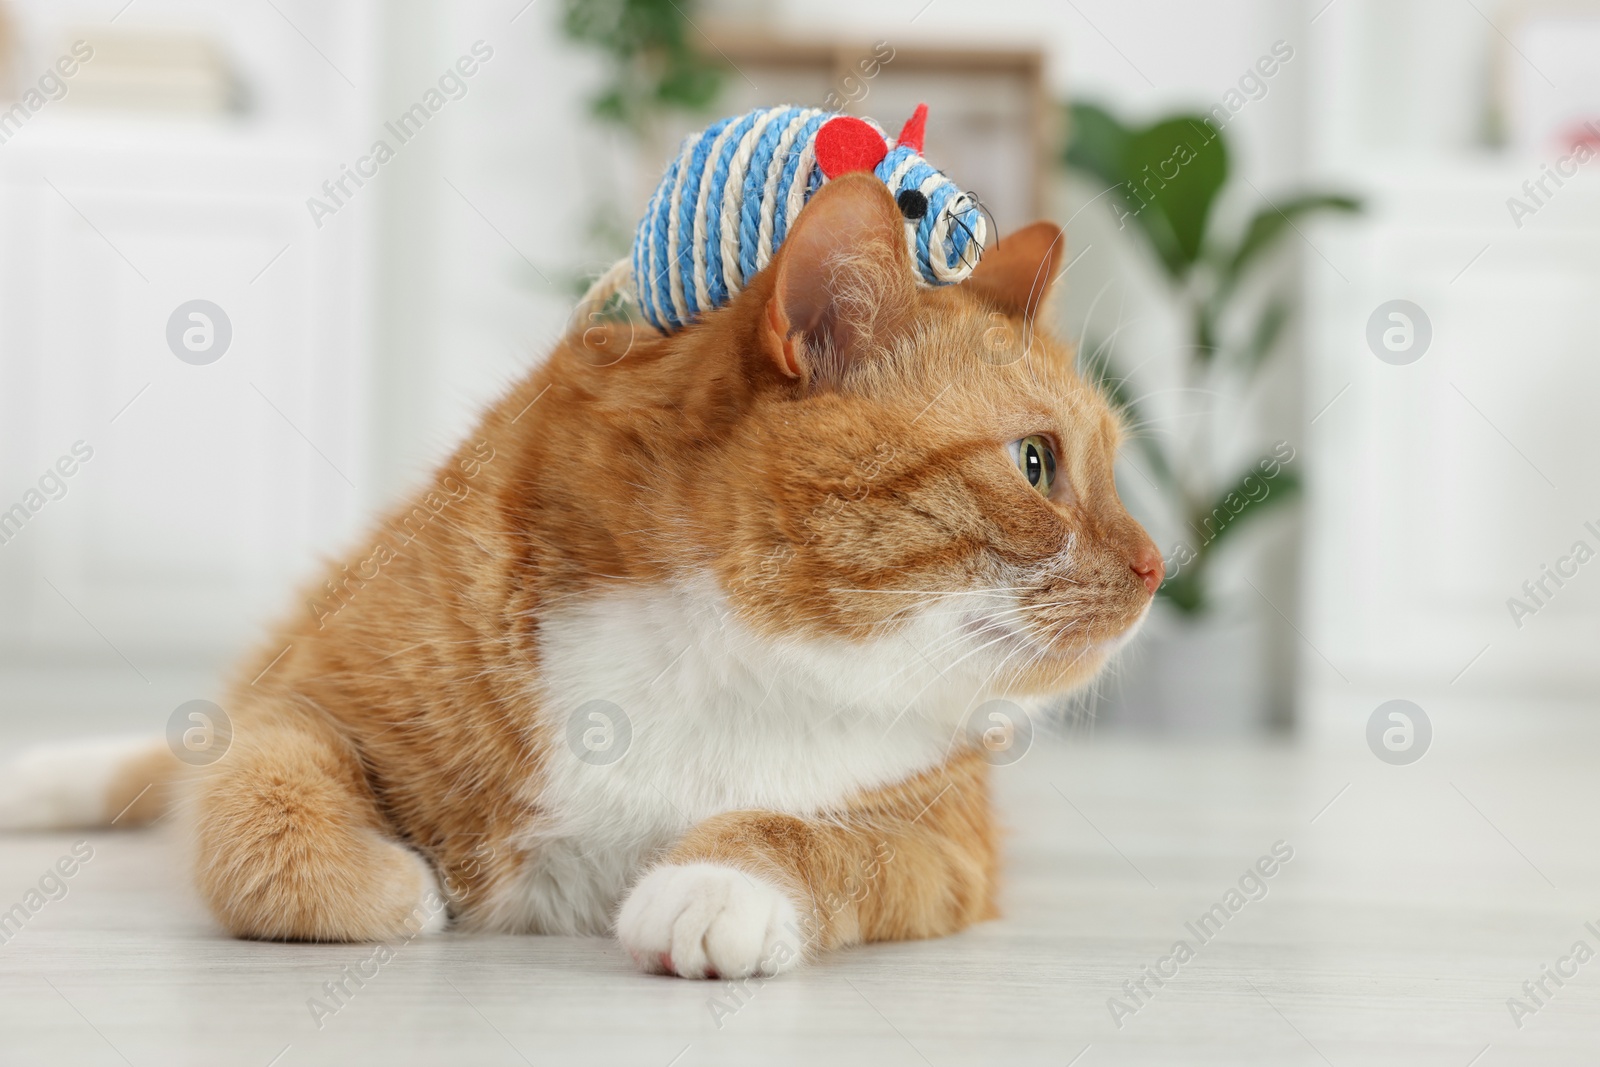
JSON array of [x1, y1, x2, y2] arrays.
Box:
[[560, 173, 1160, 706]]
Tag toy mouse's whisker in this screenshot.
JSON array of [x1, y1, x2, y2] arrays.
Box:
[[969, 194, 998, 249], [944, 192, 990, 269]]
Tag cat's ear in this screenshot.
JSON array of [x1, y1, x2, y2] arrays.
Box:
[[758, 172, 918, 381], [961, 221, 1065, 322]]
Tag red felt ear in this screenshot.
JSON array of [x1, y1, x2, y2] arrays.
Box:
[[896, 103, 928, 153], [815, 116, 889, 179]]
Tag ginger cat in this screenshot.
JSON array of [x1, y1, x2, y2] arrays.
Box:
[[2, 173, 1162, 979]]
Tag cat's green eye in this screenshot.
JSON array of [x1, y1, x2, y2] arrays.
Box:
[[1013, 435, 1056, 497]]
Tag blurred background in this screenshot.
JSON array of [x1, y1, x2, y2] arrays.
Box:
[[0, 0, 1595, 745]]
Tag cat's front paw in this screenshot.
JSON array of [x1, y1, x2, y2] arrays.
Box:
[[617, 862, 804, 979]]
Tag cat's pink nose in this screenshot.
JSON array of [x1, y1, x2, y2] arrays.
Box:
[[1131, 548, 1164, 595]]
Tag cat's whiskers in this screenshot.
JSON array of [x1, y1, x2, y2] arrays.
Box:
[[825, 585, 1035, 597], [937, 608, 1087, 761], [870, 601, 1056, 742], [875, 621, 1032, 737], [873, 617, 1020, 686], [962, 619, 1039, 710], [889, 602, 1033, 624]]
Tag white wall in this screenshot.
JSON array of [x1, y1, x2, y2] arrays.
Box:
[[1301, 0, 1600, 736]]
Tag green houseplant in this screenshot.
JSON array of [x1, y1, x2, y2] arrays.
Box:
[[560, 0, 723, 133], [557, 0, 727, 297], [1063, 102, 1359, 617]]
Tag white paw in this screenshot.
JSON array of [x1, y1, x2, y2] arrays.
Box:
[[405, 848, 450, 934], [617, 863, 804, 979]]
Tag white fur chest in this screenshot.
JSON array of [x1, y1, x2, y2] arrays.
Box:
[[485, 575, 991, 935]]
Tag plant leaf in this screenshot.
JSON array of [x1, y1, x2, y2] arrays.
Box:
[[561, 0, 723, 131], [1187, 463, 1301, 560], [1062, 102, 1130, 191], [1237, 296, 1290, 377], [1195, 302, 1219, 367], [1119, 116, 1229, 277], [1156, 570, 1206, 615], [1223, 193, 1361, 289], [1064, 107, 1227, 281]]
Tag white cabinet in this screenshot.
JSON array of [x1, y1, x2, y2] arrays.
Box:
[[1303, 163, 1600, 719], [0, 121, 372, 660]]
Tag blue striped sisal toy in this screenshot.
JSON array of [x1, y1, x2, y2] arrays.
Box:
[[599, 104, 987, 334]]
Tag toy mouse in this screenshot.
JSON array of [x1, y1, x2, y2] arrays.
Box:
[[610, 103, 987, 333]]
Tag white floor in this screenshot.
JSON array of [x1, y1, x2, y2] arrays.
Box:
[[3, 700, 1600, 1065]]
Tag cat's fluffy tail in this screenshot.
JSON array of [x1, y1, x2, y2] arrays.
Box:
[[0, 738, 179, 830]]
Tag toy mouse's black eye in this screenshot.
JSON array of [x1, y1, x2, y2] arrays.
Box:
[[896, 189, 928, 220]]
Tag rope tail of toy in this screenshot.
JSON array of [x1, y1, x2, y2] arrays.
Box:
[[576, 257, 634, 319]]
